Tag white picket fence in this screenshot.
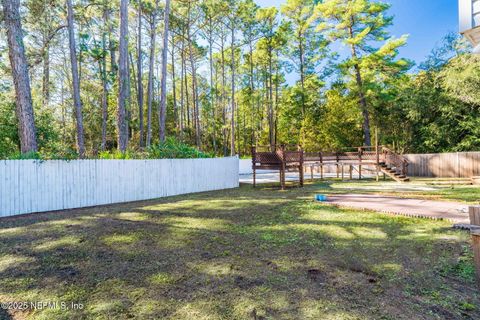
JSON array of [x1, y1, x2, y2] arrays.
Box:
[[0, 157, 239, 217]]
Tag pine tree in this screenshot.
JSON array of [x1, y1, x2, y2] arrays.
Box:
[[312, 0, 407, 146]]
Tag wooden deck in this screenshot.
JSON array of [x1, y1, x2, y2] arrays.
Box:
[[252, 145, 410, 188]]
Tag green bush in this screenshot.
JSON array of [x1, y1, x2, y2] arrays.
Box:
[[98, 150, 136, 160], [3, 138, 211, 160], [8, 151, 41, 160], [7, 149, 79, 160], [89, 138, 210, 160]]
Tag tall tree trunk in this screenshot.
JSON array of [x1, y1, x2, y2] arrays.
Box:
[[220, 38, 227, 156], [61, 78, 66, 141], [188, 39, 200, 148], [274, 60, 279, 147], [298, 32, 305, 118], [100, 58, 108, 151], [256, 65, 262, 135], [230, 24, 235, 156], [42, 38, 50, 107], [298, 32, 307, 144], [179, 35, 185, 136], [117, 0, 129, 152], [184, 52, 190, 130], [108, 7, 117, 74], [171, 36, 178, 135], [137, 0, 144, 147], [186, 4, 200, 148], [61, 48, 74, 144], [2, 0, 38, 153], [100, 6, 110, 151], [127, 52, 134, 140], [158, 0, 171, 142], [349, 25, 371, 146], [248, 41, 255, 146], [66, 0, 86, 157], [146, 17, 157, 147], [208, 19, 216, 153], [268, 48, 274, 149], [214, 62, 219, 154], [353, 62, 371, 146]]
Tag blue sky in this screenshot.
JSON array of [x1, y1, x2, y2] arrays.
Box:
[[256, 0, 459, 66]]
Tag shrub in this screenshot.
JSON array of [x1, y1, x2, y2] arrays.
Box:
[[4, 138, 211, 160], [146, 138, 211, 159]]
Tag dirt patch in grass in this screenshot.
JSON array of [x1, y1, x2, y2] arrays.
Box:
[[0, 182, 478, 319]]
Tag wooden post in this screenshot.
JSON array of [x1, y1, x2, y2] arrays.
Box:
[[469, 206, 480, 226], [279, 168, 282, 189], [471, 228, 480, 284], [310, 165, 313, 181], [349, 165, 352, 180], [252, 147, 256, 188], [336, 152, 340, 178], [281, 168, 284, 189], [341, 165, 344, 180], [280, 145, 286, 190], [375, 128, 379, 182], [358, 147, 362, 180], [299, 145, 304, 187], [319, 152, 323, 179]]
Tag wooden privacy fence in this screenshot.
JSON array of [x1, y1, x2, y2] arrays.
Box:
[[0, 157, 239, 217], [405, 152, 480, 178]]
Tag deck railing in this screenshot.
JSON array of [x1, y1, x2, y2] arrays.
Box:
[[381, 147, 409, 176], [253, 145, 409, 175]]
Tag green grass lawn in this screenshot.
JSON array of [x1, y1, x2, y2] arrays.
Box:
[[0, 182, 479, 319]]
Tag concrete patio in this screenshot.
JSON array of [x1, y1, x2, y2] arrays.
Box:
[[325, 194, 470, 225]]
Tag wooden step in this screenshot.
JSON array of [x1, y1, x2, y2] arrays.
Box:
[[379, 167, 410, 183]]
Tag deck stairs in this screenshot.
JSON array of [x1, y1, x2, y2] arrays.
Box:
[[379, 162, 410, 182]]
